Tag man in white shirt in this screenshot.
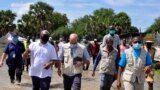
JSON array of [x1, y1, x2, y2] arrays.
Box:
[[23, 30, 60, 90]]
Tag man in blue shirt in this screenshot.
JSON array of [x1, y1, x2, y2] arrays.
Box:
[[117, 37, 153, 90], [0, 32, 25, 85]]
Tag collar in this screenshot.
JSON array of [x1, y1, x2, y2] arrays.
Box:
[[38, 40, 48, 46]]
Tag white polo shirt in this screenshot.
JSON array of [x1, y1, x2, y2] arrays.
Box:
[[29, 41, 58, 78]]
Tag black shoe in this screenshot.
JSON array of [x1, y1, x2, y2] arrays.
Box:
[[11, 80, 15, 84]]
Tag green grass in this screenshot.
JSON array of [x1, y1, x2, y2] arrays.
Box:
[[155, 69, 160, 75]]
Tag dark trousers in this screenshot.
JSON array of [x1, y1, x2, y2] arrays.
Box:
[[92, 55, 97, 64], [31, 76, 51, 90], [100, 73, 114, 90], [8, 65, 23, 82], [63, 74, 81, 90]]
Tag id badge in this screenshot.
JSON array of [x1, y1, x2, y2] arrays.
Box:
[[13, 54, 16, 58]]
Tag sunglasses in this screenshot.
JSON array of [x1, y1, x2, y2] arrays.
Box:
[[133, 41, 141, 44]]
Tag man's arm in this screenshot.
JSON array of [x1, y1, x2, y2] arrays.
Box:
[[102, 35, 107, 46], [92, 51, 101, 77], [0, 53, 7, 67], [117, 52, 126, 89], [83, 48, 90, 64], [0, 43, 9, 67], [144, 52, 153, 74], [23, 48, 30, 61], [117, 67, 124, 89]]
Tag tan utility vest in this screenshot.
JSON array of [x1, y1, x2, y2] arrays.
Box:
[[99, 45, 118, 75], [63, 43, 85, 75], [123, 48, 147, 84]]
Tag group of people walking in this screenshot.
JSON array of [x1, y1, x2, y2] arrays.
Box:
[[0, 26, 159, 90]]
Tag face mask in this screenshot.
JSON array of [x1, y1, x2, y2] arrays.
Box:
[[41, 35, 49, 44], [12, 37, 18, 43], [109, 30, 115, 35], [70, 44, 77, 48], [146, 43, 152, 49], [133, 43, 141, 49]]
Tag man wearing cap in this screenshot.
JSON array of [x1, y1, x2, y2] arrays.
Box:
[[117, 37, 153, 90], [144, 40, 156, 90], [23, 30, 60, 90], [0, 32, 25, 84]]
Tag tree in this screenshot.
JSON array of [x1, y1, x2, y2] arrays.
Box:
[[51, 26, 73, 40], [18, 1, 68, 37], [146, 17, 160, 33], [71, 8, 115, 40], [130, 26, 139, 33], [0, 10, 16, 36], [113, 12, 131, 34]]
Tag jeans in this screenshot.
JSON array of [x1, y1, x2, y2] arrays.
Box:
[[31, 76, 51, 90], [100, 73, 114, 90], [63, 74, 82, 90]]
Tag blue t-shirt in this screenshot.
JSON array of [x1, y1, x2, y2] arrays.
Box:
[[4, 41, 25, 66], [119, 48, 153, 68]]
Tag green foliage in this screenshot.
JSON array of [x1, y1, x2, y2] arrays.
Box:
[[0, 10, 16, 36], [113, 12, 131, 34], [17, 1, 68, 37], [146, 17, 160, 33], [71, 8, 132, 41], [130, 26, 139, 33], [51, 26, 73, 40]]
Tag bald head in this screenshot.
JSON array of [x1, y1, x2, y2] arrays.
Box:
[[69, 33, 78, 44]]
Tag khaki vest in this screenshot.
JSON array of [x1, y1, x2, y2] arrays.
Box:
[[63, 43, 85, 75], [99, 45, 118, 75], [122, 48, 147, 84]]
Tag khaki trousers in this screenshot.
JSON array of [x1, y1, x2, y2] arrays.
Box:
[[123, 81, 144, 90]]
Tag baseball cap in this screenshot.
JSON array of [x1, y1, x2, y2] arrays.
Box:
[[10, 32, 18, 37]]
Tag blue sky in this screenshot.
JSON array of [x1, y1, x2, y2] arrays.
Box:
[[0, 0, 160, 32]]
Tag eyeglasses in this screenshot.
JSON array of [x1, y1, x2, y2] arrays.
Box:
[[133, 41, 141, 44]]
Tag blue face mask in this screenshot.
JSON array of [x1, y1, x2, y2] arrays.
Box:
[[70, 44, 77, 48], [12, 37, 18, 43], [133, 43, 141, 49], [109, 30, 116, 35]]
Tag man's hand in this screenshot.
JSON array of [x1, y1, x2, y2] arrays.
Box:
[[92, 71, 95, 77], [117, 80, 121, 90], [44, 62, 52, 70], [144, 66, 151, 74], [74, 61, 83, 67]]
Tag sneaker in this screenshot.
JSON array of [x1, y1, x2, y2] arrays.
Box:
[[16, 80, 21, 85]]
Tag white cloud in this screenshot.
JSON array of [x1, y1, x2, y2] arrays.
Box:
[[11, 2, 33, 17], [10, 2, 35, 23], [103, 0, 135, 6]]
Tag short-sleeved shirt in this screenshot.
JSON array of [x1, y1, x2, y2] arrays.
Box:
[[119, 48, 153, 68], [4, 41, 25, 66], [102, 34, 120, 49], [29, 41, 58, 78]]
